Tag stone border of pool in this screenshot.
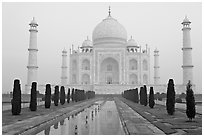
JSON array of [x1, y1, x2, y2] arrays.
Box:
[[114, 98, 130, 135], [2, 98, 103, 135]]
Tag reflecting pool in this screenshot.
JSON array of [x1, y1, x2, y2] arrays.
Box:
[[37, 100, 125, 135]]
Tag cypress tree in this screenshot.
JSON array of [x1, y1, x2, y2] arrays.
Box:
[[60, 86, 65, 105], [29, 82, 37, 111], [45, 84, 51, 108], [186, 81, 196, 121], [67, 88, 70, 103], [149, 87, 155, 108], [71, 88, 75, 102], [12, 79, 21, 115], [139, 87, 143, 105], [54, 86, 59, 106], [143, 85, 148, 106], [166, 79, 175, 115], [135, 88, 139, 103]]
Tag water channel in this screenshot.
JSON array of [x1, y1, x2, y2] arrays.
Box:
[[36, 100, 125, 135]]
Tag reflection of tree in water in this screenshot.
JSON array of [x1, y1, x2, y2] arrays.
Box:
[[91, 111, 94, 121], [74, 125, 78, 135], [60, 119, 64, 125], [54, 122, 58, 129], [44, 127, 50, 135], [95, 108, 97, 116]]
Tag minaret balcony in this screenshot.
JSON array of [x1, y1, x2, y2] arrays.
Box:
[[29, 28, 38, 32], [182, 65, 194, 68], [27, 66, 38, 69], [182, 47, 192, 50], [28, 48, 38, 51]]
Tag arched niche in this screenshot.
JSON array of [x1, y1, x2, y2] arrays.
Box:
[[100, 57, 119, 84], [129, 74, 138, 84], [82, 74, 90, 84], [82, 59, 90, 70], [129, 59, 138, 70]]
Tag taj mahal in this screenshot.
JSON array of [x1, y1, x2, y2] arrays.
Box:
[[25, 7, 194, 94]]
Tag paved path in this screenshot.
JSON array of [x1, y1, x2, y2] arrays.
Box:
[[155, 100, 202, 114], [115, 98, 165, 135], [2, 98, 102, 135]]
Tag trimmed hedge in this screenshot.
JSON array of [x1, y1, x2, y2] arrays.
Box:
[[186, 81, 196, 121], [45, 84, 51, 108], [12, 79, 21, 115], [149, 87, 155, 108], [166, 79, 175, 115], [54, 86, 59, 106], [60, 86, 66, 105], [29, 82, 37, 111]]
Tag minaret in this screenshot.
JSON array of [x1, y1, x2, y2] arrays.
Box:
[[61, 48, 68, 86], [25, 17, 38, 94], [181, 16, 193, 85], [154, 48, 160, 85]]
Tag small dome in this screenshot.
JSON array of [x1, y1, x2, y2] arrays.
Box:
[[29, 17, 38, 26], [182, 16, 191, 24], [154, 48, 159, 52], [82, 37, 92, 47], [92, 15, 127, 45], [62, 48, 67, 53], [127, 36, 138, 47]]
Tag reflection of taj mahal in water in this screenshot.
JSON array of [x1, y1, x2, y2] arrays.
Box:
[[25, 7, 194, 94]]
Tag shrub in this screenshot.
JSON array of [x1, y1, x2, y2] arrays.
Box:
[[155, 92, 160, 100], [29, 82, 37, 111], [54, 86, 59, 106], [45, 84, 51, 108], [149, 87, 155, 108], [186, 81, 196, 121], [60, 86, 66, 105], [143, 85, 148, 106], [175, 98, 182, 103], [12, 79, 21, 115], [158, 97, 163, 101], [166, 79, 175, 115], [179, 92, 186, 99], [67, 88, 70, 103]]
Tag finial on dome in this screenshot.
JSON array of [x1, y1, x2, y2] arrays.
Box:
[[108, 6, 111, 17], [131, 36, 133, 39]]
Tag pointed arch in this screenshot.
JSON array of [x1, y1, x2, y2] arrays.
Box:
[[82, 59, 90, 70], [143, 59, 148, 71], [129, 74, 138, 84], [82, 74, 90, 84], [129, 59, 138, 70]]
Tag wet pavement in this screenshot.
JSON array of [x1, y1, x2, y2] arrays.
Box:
[[37, 100, 125, 135]]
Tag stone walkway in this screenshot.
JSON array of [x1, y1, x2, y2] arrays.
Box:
[[115, 98, 165, 135]]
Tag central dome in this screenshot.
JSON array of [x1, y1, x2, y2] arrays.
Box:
[[92, 15, 127, 45]]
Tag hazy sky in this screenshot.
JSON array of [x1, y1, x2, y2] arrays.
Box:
[[2, 2, 202, 93]]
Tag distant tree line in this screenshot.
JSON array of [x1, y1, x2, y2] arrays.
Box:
[[11, 79, 95, 115], [122, 85, 155, 109]]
